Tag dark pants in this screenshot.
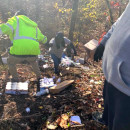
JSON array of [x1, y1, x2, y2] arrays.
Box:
[[102, 80, 130, 130], [51, 54, 61, 74]]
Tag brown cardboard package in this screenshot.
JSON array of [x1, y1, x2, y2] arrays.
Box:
[[84, 39, 98, 50], [49, 80, 74, 94], [84, 39, 98, 61]]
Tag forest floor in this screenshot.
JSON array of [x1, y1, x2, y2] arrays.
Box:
[[0, 43, 108, 130]]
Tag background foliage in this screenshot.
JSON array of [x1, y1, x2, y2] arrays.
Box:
[[0, 0, 129, 43]]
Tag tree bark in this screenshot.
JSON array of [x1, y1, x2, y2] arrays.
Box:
[[0, 55, 3, 65], [68, 0, 79, 41], [34, 0, 40, 22], [77, 20, 83, 42], [118, 0, 123, 17], [105, 0, 114, 25]]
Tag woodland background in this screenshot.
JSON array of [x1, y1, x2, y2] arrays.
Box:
[[0, 0, 129, 130], [0, 0, 129, 44]]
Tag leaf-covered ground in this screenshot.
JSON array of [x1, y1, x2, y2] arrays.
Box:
[[0, 43, 108, 130]]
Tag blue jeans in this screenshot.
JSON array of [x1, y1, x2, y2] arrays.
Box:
[[51, 54, 61, 74]]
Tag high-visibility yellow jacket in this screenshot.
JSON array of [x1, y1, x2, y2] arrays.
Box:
[[0, 15, 47, 55]]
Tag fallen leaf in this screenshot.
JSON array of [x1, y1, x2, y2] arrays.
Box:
[[56, 114, 69, 129], [98, 104, 102, 108], [39, 106, 43, 109]]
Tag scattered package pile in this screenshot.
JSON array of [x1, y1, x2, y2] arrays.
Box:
[[76, 58, 85, 64], [61, 56, 73, 67], [0, 42, 106, 130], [2, 57, 8, 64], [35, 77, 56, 96], [47, 114, 83, 129], [38, 55, 45, 61], [5, 82, 28, 94], [40, 77, 56, 89], [61, 56, 80, 67], [35, 77, 74, 96], [49, 80, 74, 94]]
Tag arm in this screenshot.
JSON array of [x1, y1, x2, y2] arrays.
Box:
[[44, 38, 54, 54], [0, 24, 12, 35], [64, 37, 77, 56], [101, 14, 122, 46], [101, 23, 117, 46], [37, 28, 47, 44], [0, 16, 17, 41], [0, 16, 16, 36], [94, 16, 122, 62], [48, 38, 54, 47]]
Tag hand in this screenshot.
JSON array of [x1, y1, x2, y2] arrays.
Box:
[[94, 44, 104, 62]]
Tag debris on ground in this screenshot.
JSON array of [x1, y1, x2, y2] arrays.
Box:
[[0, 43, 107, 130]]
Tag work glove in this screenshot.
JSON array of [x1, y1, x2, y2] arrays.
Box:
[[94, 44, 104, 62]]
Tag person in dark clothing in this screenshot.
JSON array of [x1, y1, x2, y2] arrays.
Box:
[[93, 2, 130, 130], [49, 32, 76, 75]]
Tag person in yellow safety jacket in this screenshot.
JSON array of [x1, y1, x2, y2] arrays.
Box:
[[0, 10, 47, 92]]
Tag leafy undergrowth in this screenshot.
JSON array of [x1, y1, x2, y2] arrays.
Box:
[[0, 44, 108, 130]]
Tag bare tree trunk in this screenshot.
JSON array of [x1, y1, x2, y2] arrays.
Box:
[[15, 0, 21, 10], [118, 0, 123, 17], [68, 0, 79, 41], [0, 55, 3, 65], [0, 0, 8, 22], [105, 0, 114, 25], [34, 0, 40, 22], [77, 20, 83, 42], [118, 5, 122, 17]]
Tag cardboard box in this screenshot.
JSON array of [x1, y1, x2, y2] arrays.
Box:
[[84, 39, 98, 60], [49, 80, 74, 94], [5, 82, 28, 95], [84, 39, 98, 51]]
